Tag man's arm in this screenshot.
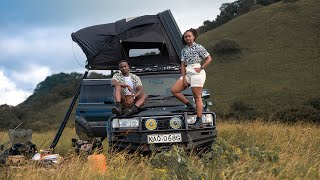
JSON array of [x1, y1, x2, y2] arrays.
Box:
[[111, 79, 127, 87], [112, 79, 134, 93], [134, 86, 144, 99]]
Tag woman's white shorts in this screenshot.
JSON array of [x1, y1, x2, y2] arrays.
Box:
[[179, 63, 206, 87]]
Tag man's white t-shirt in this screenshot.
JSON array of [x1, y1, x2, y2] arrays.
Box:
[[124, 76, 135, 95]]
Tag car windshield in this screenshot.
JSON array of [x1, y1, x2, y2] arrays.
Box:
[[140, 73, 192, 97]]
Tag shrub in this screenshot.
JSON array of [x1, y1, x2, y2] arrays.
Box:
[[227, 101, 258, 119], [283, 0, 299, 3], [272, 105, 320, 123], [213, 39, 241, 56], [150, 146, 206, 179], [307, 97, 320, 111], [202, 138, 279, 178]]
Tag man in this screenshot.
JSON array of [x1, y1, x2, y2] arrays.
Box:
[[112, 60, 147, 116]]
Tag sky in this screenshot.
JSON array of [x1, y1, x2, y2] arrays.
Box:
[[0, 0, 233, 106]]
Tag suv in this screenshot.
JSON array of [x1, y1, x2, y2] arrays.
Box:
[[75, 67, 216, 152], [65, 10, 217, 153]]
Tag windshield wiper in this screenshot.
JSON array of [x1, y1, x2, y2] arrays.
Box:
[[148, 95, 161, 98], [148, 94, 193, 100], [183, 94, 193, 96]]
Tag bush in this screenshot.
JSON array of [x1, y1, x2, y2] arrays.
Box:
[[272, 105, 320, 123], [307, 97, 320, 111], [213, 39, 241, 56], [150, 146, 206, 179], [0, 105, 22, 129], [202, 138, 279, 178], [227, 101, 258, 119], [283, 0, 299, 3]]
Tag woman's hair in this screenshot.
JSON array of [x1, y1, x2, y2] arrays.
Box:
[[181, 28, 198, 45]]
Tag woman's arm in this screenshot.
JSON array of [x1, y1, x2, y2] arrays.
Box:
[[195, 55, 212, 73], [181, 61, 186, 77], [201, 55, 212, 69], [181, 61, 188, 87]]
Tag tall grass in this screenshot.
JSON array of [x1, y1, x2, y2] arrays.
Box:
[[0, 120, 319, 179]]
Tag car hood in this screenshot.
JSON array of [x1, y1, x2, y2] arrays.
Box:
[[137, 104, 189, 116]]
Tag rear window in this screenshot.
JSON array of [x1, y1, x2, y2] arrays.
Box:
[[129, 48, 160, 57]]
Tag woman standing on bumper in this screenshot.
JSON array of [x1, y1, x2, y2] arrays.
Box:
[[171, 28, 212, 128]]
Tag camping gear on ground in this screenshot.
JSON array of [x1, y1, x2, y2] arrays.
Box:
[[6, 155, 27, 166], [72, 138, 103, 154], [0, 129, 37, 165], [31, 149, 63, 167]]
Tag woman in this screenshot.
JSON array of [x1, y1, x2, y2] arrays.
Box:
[[171, 28, 212, 128]]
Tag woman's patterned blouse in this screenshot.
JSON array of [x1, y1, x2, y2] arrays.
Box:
[[181, 42, 210, 66]]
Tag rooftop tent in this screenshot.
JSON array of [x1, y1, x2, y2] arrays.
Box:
[[72, 10, 184, 70]]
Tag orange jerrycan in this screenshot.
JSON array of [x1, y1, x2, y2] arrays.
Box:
[[88, 154, 107, 174]]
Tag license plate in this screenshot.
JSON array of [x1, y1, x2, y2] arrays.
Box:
[[147, 133, 182, 144]]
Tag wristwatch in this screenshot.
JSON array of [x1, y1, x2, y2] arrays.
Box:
[[200, 66, 204, 70]]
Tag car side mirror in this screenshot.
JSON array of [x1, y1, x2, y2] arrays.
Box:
[[202, 89, 210, 99]]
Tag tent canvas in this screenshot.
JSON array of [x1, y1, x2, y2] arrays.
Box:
[[72, 10, 183, 70]]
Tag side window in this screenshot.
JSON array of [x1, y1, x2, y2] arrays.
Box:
[[80, 84, 113, 103]]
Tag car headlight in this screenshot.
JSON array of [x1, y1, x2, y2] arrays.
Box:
[[170, 117, 182, 129], [112, 118, 139, 128], [186, 114, 214, 124], [145, 119, 157, 130], [203, 114, 213, 124], [112, 118, 119, 128], [186, 115, 196, 124]]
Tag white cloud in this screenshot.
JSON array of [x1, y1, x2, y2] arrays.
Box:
[[11, 64, 52, 86], [0, 27, 80, 59], [0, 70, 32, 106]]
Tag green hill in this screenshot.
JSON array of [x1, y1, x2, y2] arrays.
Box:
[[197, 0, 320, 119], [0, 72, 111, 131]]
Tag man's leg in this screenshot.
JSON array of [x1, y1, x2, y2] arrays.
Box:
[[134, 93, 147, 108], [123, 93, 147, 116], [112, 85, 124, 115]]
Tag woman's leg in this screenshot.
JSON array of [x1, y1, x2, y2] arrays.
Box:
[[171, 79, 189, 104], [191, 87, 203, 117]]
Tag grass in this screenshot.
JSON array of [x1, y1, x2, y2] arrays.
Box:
[[197, 0, 320, 116], [1, 120, 319, 179]]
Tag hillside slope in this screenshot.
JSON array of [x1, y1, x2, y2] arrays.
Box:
[[197, 0, 320, 117]]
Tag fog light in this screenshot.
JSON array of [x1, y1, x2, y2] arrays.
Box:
[[170, 117, 182, 129], [145, 119, 157, 130]]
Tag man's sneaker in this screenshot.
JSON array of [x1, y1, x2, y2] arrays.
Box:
[[123, 105, 139, 116], [190, 117, 204, 129], [112, 102, 122, 115]]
